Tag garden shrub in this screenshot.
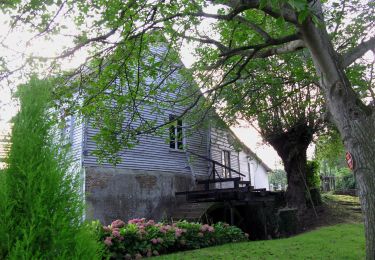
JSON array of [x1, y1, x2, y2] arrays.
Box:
[[98, 218, 248, 259], [306, 160, 322, 206], [336, 167, 356, 190], [306, 160, 320, 189], [0, 77, 103, 259]]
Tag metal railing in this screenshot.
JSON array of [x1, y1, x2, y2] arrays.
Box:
[[187, 150, 246, 181]]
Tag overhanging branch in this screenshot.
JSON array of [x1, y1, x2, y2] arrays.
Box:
[[341, 36, 375, 68]]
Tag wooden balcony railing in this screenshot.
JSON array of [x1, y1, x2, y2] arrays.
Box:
[[187, 150, 250, 191]]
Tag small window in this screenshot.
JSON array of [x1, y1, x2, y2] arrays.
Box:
[[169, 115, 183, 150], [60, 109, 73, 145], [222, 150, 231, 178]]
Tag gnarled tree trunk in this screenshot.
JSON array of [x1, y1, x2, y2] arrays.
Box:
[[266, 121, 314, 213], [299, 6, 375, 259]]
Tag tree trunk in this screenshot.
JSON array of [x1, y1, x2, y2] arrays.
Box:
[[299, 4, 375, 259], [283, 146, 308, 212], [266, 122, 313, 213]]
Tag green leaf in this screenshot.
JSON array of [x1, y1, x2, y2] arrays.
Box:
[[298, 10, 309, 24]]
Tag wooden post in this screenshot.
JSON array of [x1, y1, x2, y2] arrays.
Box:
[[230, 204, 234, 226], [234, 179, 239, 189]]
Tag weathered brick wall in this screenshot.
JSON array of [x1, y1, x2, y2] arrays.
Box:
[[85, 167, 194, 224]]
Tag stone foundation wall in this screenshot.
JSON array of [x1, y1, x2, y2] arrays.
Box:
[[85, 167, 195, 224]]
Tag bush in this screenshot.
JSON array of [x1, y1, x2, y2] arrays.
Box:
[[306, 160, 320, 189], [0, 78, 103, 259], [98, 218, 248, 259], [305, 161, 322, 206], [336, 168, 356, 190]]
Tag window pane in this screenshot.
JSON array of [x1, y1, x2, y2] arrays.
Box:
[[222, 151, 231, 178], [177, 120, 183, 149], [169, 125, 176, 149]]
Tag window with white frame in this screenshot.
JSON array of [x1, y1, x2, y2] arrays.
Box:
[[222, 150, 231, 178], [169, 115, 183, 150]]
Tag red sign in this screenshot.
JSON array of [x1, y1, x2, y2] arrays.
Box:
[[346, 152, 354, 170]]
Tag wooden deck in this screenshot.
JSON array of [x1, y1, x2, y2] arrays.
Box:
[[172, 152, 280, 233], [176, 187, 272, 202]]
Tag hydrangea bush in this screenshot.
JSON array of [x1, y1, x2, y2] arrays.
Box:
[[97, 218, 249, 259]]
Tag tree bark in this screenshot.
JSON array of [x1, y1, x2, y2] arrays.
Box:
[[266, 122, 314, 213], [282, 145, 308, 212], [298, 4, 375, 259]]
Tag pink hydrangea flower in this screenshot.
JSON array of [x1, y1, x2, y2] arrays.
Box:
[[104, 236, 112, 246], [157, 237, 164, 244], [200, 224, 209, 232], [164, 225, 171, 231], [138, 224, 145, 229], [111, 219, 125, 228], [208, 226, 215, 232], [175, 228, 183, 238], [112, 228, 121, 238], [151, 238, 158, 244], [128, 218, 143, 224], [102, 225, 111, 232]]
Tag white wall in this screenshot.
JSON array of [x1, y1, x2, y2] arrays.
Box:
[[250, 158, 269, 190], [238, 151, 269, 190], [238, 151, 251, 181]]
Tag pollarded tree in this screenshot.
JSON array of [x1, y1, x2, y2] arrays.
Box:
[[1, 0, 375, 257], [254, 84, 322, 212], [203, 43, 325, 212]]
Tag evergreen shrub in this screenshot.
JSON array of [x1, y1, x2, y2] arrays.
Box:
[[0, 77, 103, 259]]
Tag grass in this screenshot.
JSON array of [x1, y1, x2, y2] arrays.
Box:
[[320, 193, 363, 224], [322, 193, 360, 204], [157, 223, 364, 260]]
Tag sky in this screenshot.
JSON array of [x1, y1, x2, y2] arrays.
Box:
[[0, 8, 288, 169]]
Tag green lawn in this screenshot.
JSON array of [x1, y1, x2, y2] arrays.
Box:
[[157, 223, 365, 260]]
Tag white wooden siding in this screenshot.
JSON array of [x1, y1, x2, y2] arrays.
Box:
[[70, 115, 84, 166], [82, 103, 209, 176], [210, 127, 241, 177], [249, 158, 269, 190], [238, 151, 269, 189]]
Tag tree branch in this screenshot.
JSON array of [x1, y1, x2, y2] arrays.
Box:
[[254, 40, 305, 58], [219, 34, 301, 58], [233, 16, 272, 42], [219, 0, 298, 24], [341, 36, 375, 68]]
